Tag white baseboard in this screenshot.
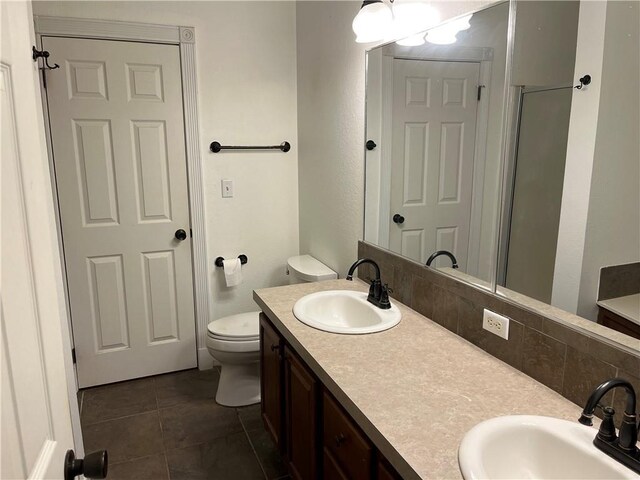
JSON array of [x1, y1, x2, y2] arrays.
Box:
[[197, 347, 219, 369]]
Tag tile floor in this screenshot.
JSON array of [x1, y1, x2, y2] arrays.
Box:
[[79, 368, 289, 480]]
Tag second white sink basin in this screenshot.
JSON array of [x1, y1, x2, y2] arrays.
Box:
[[292, 290, 401, 334], [458, 415, 637, 479]]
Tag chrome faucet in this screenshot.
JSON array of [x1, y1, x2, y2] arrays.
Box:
[[425, 250, 459, 269], [578, 378, 639, 473], [345, 258, 391, 309]]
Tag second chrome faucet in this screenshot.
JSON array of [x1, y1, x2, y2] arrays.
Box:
[[346, 258, 391, 310]]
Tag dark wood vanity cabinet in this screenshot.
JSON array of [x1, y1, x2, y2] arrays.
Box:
[[597, 307, 640, 340], [260, 313, 402, 480], [323, 390, 373, 480], [260, 313, 284, 451], [284, 345, 319, 480], [261, 313, 319, 478]]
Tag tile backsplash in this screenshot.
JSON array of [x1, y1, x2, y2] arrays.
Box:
[[357, 241, 640, 429], [598, 262, 640, 300]]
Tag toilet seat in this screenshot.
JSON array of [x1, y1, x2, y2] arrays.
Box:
[[206, 334, 258, 353], [206, 311, 260, 354], [207, 312, 259, 340]]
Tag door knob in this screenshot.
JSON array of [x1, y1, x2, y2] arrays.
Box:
[[175, 229, 187, 240], [393, 214, 405, 224], [64, 449, 108, 480]]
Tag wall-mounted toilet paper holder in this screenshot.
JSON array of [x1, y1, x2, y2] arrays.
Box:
[[215, 255, 248, 268]]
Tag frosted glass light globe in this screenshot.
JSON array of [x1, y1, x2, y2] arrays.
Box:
[[396, 33, 426, 47], [425, 29, 458, 45], [352, 1, 393, 43], [424, 14, 473, 45], [390, 1, 440, 41]]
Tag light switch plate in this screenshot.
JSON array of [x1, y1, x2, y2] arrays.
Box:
[[482, 309, 510, 340], [221, 179, 233, 198]]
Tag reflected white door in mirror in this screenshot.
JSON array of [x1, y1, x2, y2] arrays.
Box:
[[388, 59, 479, 271], [364, 1, 509, 288]]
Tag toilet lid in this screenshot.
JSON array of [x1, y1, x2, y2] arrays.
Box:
[[207, 312, 260, 340]]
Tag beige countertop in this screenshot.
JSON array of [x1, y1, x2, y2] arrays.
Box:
[[254, 279, 585, 480], [598, 294, 640, 326]]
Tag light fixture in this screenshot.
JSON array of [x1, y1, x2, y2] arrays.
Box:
[[396, 33, 426, 47], [352, 0, 394, 44], [425, 13, 473, 45], [353, 0, 440, 44], [390, 0, 440, 43], [425, 30, 458, 45]]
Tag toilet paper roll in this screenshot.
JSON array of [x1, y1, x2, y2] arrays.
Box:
[[223, 258, 243, 287]]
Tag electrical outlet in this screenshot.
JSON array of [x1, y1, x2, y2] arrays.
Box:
[[482, 309, 510, 340]]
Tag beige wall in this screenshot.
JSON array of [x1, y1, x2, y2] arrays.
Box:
[[296, 0, 496, 277], [32, 1, 300, 364], [577, 1, 640, 319], [296, 1, 365, 278], [512, 1, 580, 87]]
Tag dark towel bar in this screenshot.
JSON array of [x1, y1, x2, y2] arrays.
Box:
[[209, 141, 290, 153]]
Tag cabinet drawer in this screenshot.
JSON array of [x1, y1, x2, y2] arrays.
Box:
[[323, 391, 372, 480]]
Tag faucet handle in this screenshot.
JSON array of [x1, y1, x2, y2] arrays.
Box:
[[597, 406, 617, 443], [379, 284, 391, 309]]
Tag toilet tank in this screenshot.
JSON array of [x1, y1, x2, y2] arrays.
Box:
[[287, 255, 337, 283]]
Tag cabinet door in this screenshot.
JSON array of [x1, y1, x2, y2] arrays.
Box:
[[260, 313, 284, 450], [323, 448, 350, 480], [323, 391, 373, 480], [285, 346, 318, 480], [377, 456, 401, 480]]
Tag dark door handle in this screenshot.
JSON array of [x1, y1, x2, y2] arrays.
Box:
[[393, 214, 405, 224], [175, 229, 187, 240], [64, 449, 108, 480]]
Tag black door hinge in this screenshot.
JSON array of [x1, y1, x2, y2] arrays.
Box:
[[71, 348, 76, 364], [477, 84, 485, 101], [190, 228, 193, 238]]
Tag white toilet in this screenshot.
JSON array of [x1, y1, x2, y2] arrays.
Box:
[[206, 254, 337, 407]]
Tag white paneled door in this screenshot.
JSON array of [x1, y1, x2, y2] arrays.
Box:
[[44, 37, 197, 387], [389, 59, 479, 269], [2, 2, 77, 477]]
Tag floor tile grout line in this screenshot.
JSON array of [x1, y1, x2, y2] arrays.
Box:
[[238, 408, 269, 480], [108, 451, 165, 468], [157, 406, 168, 456], [81, 408, 159, 427], [163, 450, 171, 480]]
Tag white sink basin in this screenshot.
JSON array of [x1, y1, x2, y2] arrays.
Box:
[[292, 290, 401, 334], [459, 415, 637, 479]]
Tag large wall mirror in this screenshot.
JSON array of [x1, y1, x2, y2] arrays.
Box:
[[364, 1, 510, 287], [364, 0, 639, 352]]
